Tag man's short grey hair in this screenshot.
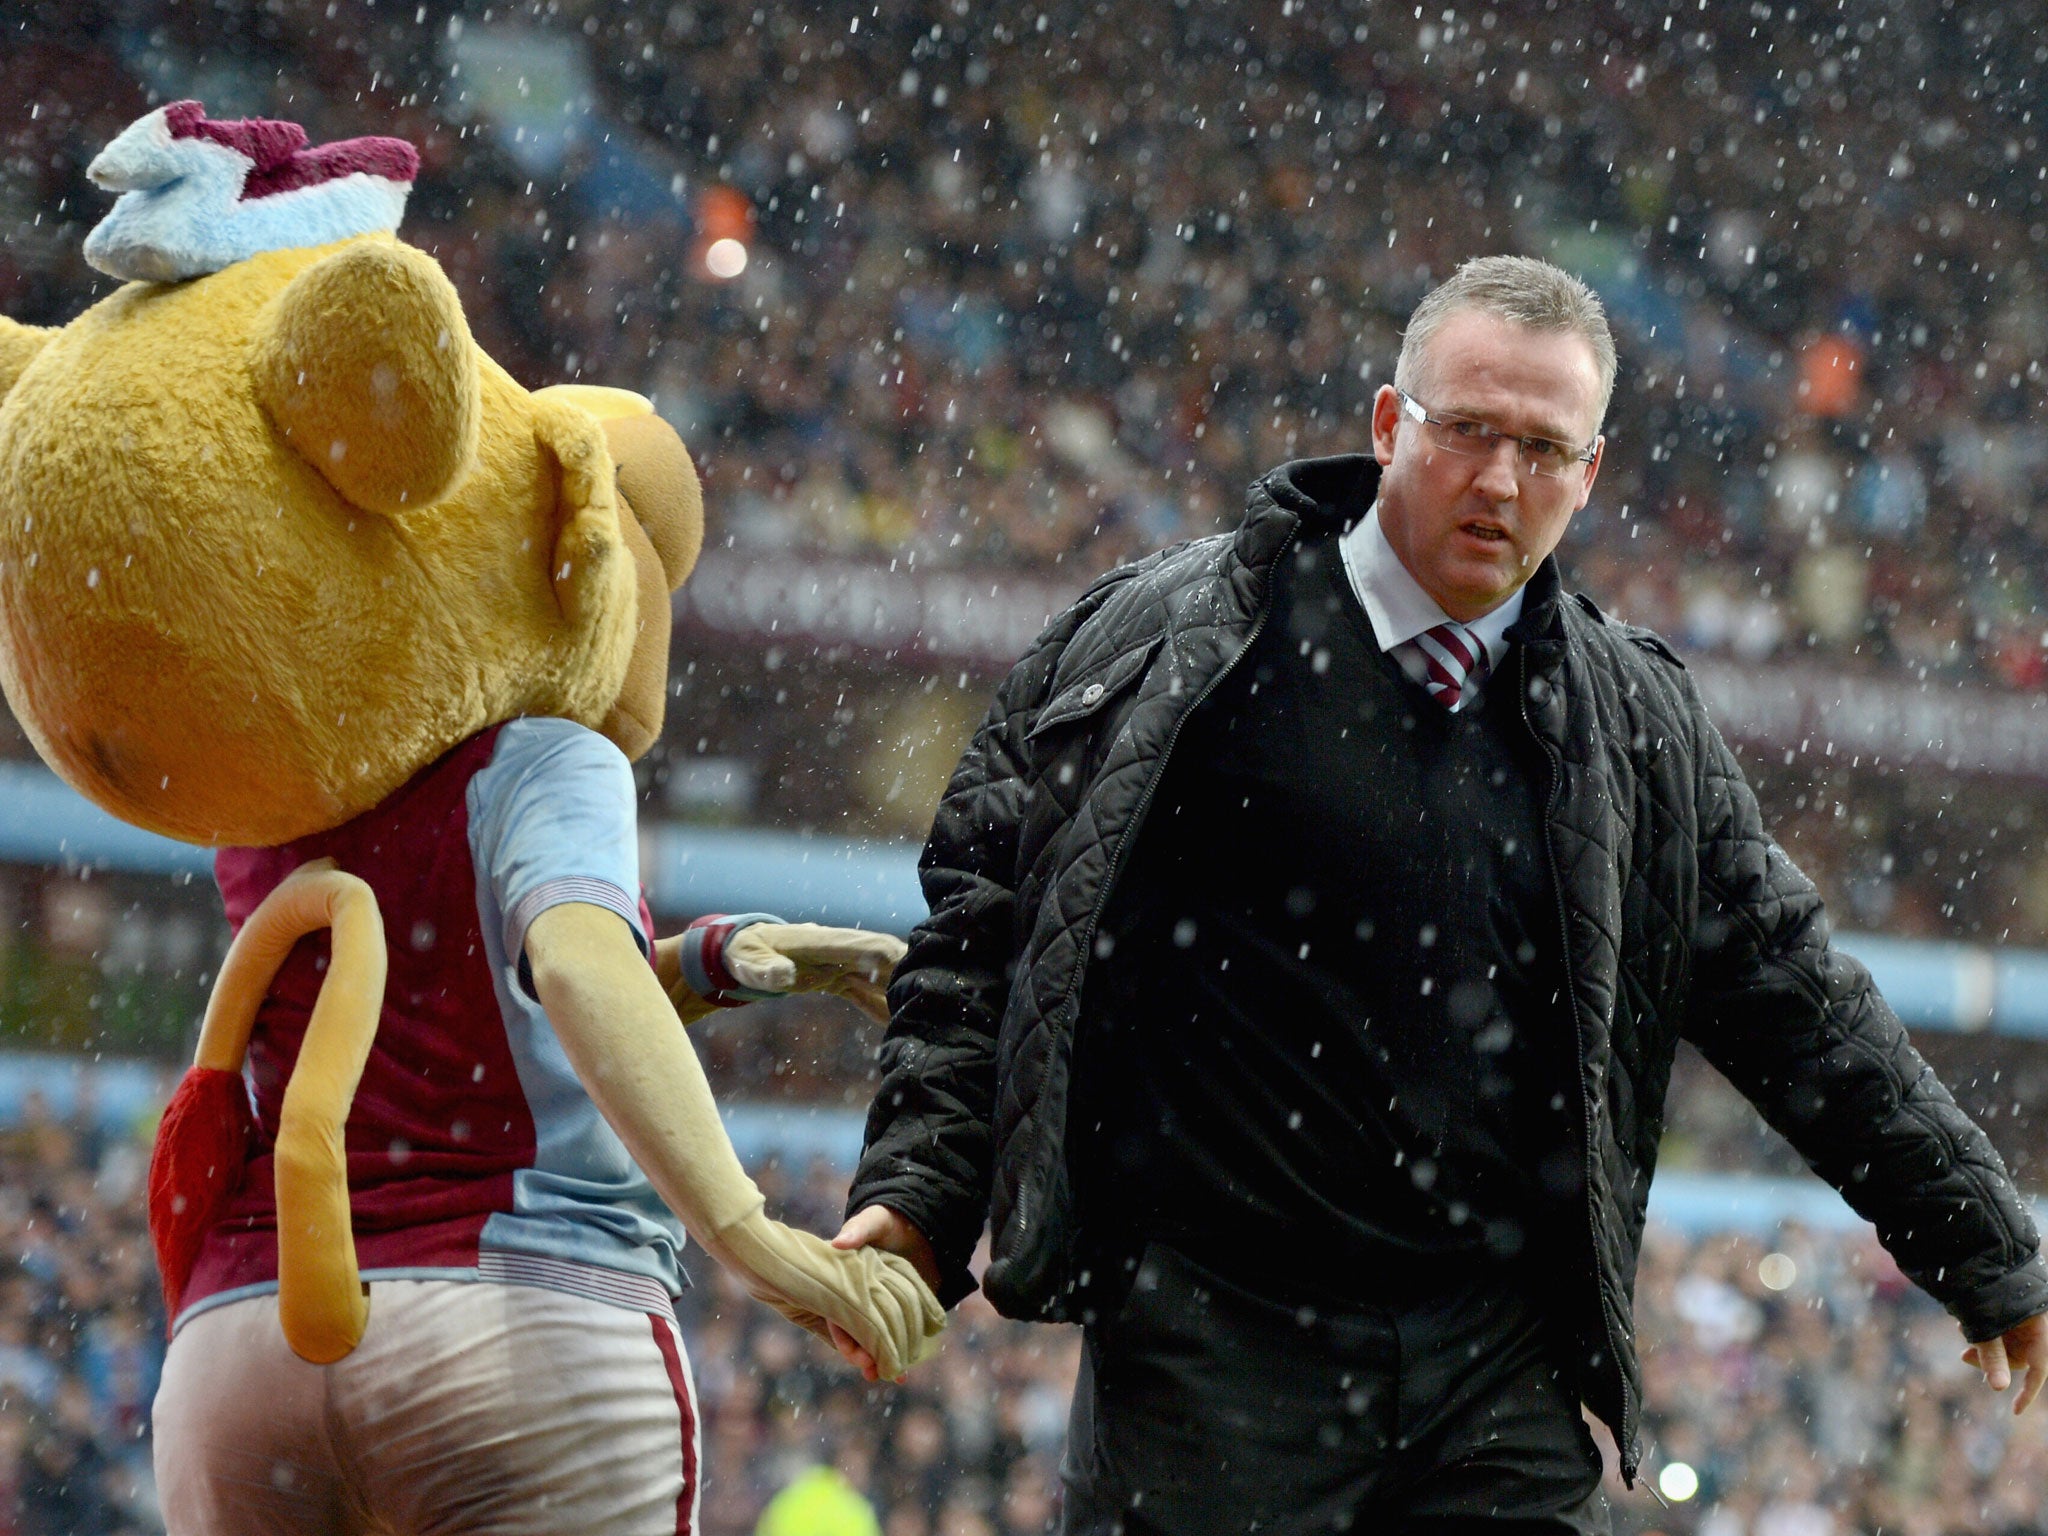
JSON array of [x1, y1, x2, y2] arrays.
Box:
[[1393, 255, 1618, 433]]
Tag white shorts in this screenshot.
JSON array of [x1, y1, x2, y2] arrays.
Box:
[[153, 1279, 700, 1536]]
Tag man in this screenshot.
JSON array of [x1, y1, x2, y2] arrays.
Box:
[[833, 257, 2048, 1531]]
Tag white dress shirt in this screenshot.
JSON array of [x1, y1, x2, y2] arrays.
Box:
[[1335, 503, 1524, 687]]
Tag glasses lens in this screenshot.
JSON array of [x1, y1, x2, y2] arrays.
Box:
[[1425, 419, 1492, 456], [1417, 408, 1584, 478]]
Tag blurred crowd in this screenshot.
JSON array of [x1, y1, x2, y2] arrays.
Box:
[[3, 7, 2048, 1533], [3, 1091, 2047, 1536], [7, 0, 2048, 959], [1631, 1224, 2048, 1536], [4, 0, 2048, 691], [0, 1096, 161, 1536]]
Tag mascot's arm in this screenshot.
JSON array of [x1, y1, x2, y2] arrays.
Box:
[[527, 901, 942, 1378], [0, 317, 56, 400], [654, 922, 907, 1028]]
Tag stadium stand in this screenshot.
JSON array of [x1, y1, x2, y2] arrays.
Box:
[[5, 0, 2048, 1530]]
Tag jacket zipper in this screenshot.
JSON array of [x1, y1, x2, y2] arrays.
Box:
[[1036, 525, 1302, 1271], [1058, 527, 1300, 1014], [1519, 643, 1638, 1486]]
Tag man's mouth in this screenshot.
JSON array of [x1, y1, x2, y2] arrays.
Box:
[[1460, 521, 1512, 544]]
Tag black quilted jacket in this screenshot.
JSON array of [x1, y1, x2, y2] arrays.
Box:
[[850, 454, 2048, 1479]]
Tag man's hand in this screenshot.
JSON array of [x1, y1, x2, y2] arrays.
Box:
[[829, 1205, 942, 1381], [1961, 1312, 2048, 1413], [702, 1210, 943, 1381]]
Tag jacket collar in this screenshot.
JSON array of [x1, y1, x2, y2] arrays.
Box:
[[1505, 554, 1568, 655], [1237, 454, 1379, 570], [1240, 454, 1568, 651]]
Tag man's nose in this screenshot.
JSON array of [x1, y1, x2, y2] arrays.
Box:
[[1472, 437, 1521, 498]]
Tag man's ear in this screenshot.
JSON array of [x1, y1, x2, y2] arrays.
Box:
[[250, 239, 482, 514], [0, 316, 55, 402], [1370, 383, 1402, 468], [1574, 435, 1606, 511]]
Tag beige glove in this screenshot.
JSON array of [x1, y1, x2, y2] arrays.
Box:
[[655, 919, 907, 1025], [697, 1210, 942, 1379], [526, 903, 943, 1376]]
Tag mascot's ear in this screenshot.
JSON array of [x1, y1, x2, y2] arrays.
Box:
[[530, 386, 700, 761], [531, 385, 703, 587], [529, 393, 632, 631], [603, 411, 702, 589], [0, 317, 56, 402], [251, 240, 482, 514]]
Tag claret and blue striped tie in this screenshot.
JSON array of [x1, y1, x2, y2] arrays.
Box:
[[1405, 622, 1490, 712]]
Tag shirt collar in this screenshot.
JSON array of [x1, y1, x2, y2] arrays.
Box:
[[1336, 502, 1524, 672]]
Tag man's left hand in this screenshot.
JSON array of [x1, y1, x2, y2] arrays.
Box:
[[1962, 1312, 2048, 1413]]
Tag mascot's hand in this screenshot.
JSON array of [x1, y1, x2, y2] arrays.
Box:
[[528, 902, 943, 1378], [729, 923, 905, 1021], [657, 917, 906, 1025], [700, 1210, 944, 1381]]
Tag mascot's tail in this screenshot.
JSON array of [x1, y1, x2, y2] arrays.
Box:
[[148, 860, 387, 1364]]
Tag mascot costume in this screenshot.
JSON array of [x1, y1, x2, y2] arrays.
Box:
[[0, 104, 943, 1534]]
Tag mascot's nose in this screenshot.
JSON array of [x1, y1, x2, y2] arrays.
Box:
[[604, 412, 702, 591]]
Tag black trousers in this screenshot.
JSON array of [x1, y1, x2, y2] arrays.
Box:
[[1059, 1244, 1610, 1535]]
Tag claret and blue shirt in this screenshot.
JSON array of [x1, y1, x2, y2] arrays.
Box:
[[180, 717, 685, 1332]]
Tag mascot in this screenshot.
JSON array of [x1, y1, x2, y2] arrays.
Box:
[[0, 103, 943, 1534]]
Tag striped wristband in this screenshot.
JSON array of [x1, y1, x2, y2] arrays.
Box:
[[678, 912, 786, 1007]]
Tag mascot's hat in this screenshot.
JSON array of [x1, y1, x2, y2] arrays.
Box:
[[83, 101, 419, 283]]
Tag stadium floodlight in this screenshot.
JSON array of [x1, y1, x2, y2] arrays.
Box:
[[704, 237, 749, 279], [1658, 1463, 1701, 1502], [1758, 1252, 1798, 1291]]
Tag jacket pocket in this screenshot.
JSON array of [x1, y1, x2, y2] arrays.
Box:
[[1028, 637, 1162, 740]]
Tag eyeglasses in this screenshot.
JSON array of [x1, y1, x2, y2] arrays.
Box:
[[1396, 390, 1598, 480]]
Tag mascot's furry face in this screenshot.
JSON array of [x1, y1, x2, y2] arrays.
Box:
[[0, 105, 701, 848]]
